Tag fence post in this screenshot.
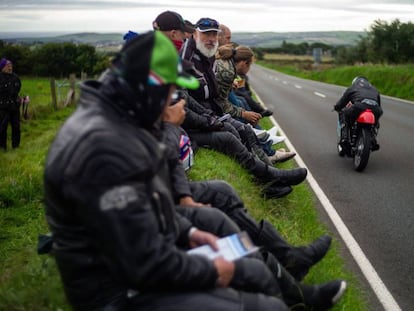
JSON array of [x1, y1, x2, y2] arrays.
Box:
[[50, 78, 58, 110], [65, 74, 76, 106]]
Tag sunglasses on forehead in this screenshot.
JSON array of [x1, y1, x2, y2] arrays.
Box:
[[197, 19, 219, 28]]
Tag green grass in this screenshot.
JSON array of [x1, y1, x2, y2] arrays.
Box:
[[257, 60, 414, 101], [0, 77, 371, 310]]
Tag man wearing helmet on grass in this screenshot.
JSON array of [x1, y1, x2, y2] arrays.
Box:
[[334, 76, 383, 154]]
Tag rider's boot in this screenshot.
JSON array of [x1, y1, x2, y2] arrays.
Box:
[[339, 113, 350, 156], [371, 123, 380, 151]]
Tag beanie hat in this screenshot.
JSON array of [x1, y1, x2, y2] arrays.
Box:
[[0, 58, 10, 70], [123, 30, 139, 42], [112, 31, 199, 90]]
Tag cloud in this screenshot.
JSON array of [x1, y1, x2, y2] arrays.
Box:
[[0, 0, 413, 33]]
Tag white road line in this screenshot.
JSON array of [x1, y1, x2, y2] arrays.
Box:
[[253, 90, 402, 311], [314, 91, 326, 98], [294, 84, 302, 89]]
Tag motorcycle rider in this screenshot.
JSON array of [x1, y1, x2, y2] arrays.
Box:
[[334, 76, 383, 154]]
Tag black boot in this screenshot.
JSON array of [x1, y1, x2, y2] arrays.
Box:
[[262, 184, 293, 199], [283, 235, 332, 281], [262, 163, 308, 187], [262, 252, 347, 310], [338, 113, 350, 156], [257, 221, 331, 281]]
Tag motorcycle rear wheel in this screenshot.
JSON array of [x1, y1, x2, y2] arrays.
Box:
[[353, 128, 371, 172]]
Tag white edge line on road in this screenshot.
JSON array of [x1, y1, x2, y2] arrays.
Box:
[[314, 91, 326, 98], [253, 90, 402, 311]]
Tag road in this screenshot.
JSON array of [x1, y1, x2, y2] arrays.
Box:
[[248, 64, 414, 311]]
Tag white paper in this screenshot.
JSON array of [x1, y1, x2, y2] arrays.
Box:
[[187, 231, 259, 261]]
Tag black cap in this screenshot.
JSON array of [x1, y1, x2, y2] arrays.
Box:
[[154, 11, 194, 33]]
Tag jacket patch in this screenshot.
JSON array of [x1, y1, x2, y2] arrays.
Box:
[[100, 185, 138, 211]]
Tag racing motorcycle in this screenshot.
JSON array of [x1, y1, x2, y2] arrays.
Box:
[[337, 108, 378, 172]]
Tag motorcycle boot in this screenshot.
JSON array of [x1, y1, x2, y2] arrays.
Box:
[[257, 221, 332, 281], [371, 123, 380, 151], [338, 113, 350, 156], [262, 252, 347, 310]]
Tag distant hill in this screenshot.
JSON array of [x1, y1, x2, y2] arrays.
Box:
[[0, 31, 365, 47]]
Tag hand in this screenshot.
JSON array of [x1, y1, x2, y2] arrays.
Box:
[[189, 229, 219, 250], [179, 196, 210, 208], [213, 257, 235, 287], [207, 116, 224, 131], [241, 111, 262, 125], [163, 100, 186, 125]]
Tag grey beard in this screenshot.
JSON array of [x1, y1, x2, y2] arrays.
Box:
[[195, 39, 218, 58]]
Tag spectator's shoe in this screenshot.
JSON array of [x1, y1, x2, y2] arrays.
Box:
[[266, 166, 308, 187], [267, 126, 279, 137], [275, 259, 346, 310], [260, 109, 273, 117], [267, 134, 285, 145], [262, 184, 292, 199], [269, 150, 296, 164], [303, 280, 347, 310], [284, 235, 332, 281]]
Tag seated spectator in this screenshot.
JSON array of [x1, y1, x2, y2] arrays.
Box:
[[43, 31, 346, 311], [162, 98, 333, 281], [215, 44, 295, 163]]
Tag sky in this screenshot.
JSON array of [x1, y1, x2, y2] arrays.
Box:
[[1, 0, 414, 35]]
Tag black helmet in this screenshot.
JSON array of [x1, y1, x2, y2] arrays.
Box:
[[351, 76, 370, 86], [110, 31, 199, 128]]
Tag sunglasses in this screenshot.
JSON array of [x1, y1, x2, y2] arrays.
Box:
[[196, 18, 219, 29]]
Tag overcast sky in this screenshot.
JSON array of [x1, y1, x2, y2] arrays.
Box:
[[1, 0, 414, 34]]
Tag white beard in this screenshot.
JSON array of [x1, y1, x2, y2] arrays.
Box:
[[195, 38, 218, 58]]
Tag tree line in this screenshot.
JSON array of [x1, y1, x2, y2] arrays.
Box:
[[1, 18, 413, 78], [0, 41, 111, 77], [254, 19, 414, 65]]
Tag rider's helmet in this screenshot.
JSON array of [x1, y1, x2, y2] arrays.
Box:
[[352, 76, 370, 87]]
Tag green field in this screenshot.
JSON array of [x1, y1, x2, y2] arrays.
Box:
[[258, 58, 414, 102]]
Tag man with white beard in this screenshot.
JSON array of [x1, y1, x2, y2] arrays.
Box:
[[179, 17, 308, 194]]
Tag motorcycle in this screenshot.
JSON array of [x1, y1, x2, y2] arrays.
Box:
[[337, 108, 377, 172]]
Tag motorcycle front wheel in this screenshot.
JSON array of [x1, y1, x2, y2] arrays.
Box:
[[353, 127, 371, 172]]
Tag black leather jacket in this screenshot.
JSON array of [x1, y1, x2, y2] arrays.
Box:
[[44, 79, 217, 310], [0, 72, 21, 110], [335, 78, 381, 111]]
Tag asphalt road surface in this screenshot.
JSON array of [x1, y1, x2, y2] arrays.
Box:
[[248, 64, 414, 311]]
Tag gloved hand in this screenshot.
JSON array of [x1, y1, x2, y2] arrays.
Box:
[[206, 115, 224, 131]]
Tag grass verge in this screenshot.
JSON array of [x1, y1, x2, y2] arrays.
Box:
[[0, 77, 369, 310]]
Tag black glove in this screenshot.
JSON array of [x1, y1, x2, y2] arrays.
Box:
[[205, 115, 224, 131]]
